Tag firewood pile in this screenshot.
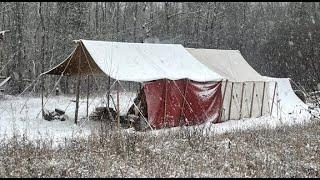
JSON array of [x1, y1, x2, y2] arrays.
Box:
[[89, 107, 117, 121], [43, 108, 68, 121], [126, 89, 149, 131]]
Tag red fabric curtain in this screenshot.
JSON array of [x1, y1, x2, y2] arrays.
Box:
[[144, 79, 222, 129]]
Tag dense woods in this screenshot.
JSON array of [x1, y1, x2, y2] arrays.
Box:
[[0, 2, 319, 94]]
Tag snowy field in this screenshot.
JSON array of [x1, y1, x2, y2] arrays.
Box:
[[0, 89, 318, 146], [0, 89, 319, 177]]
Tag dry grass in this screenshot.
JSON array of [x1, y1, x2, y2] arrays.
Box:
[[0, 118, 319, 178]]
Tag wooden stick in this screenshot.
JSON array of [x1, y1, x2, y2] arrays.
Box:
[[163, 79, 168, 127], [75, 75, 81, 124], [117, 81, 120, 129], [219, 80, 228, 121], [260, 81, 266, 117], [74, 48, 81, 124], [107, 76, 110, 108], [249, 82, 256, 118], [179, 79, 188, 125], [41, 75, 44, 118], [270, 82, 277, 115], [86, 75, 90, 118], [228, 82, 234, 120], [239, 82, 245, 120]]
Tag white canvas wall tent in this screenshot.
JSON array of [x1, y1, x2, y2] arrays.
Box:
[[41, 40, 225, 128], [39, 40, 310, 129], [186, 48, 310, 122]]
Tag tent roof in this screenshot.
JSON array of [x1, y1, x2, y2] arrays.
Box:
[[186, 48, 268, 82], [44, 40, 223, 82]]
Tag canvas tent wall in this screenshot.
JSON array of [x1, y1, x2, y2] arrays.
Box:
[[186, 48, 272, 121], [143, 79, 223, 129], [265, 77, 310, 120], [43, 40, 224, 129]]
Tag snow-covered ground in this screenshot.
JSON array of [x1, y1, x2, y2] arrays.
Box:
[[0, 91, 137, 144], [147, 107, 317, 137], [0, 85, 319, 146]]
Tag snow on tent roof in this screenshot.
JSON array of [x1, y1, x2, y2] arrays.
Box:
[[44, 40, 223, 82], [186, 48, 268, 82]]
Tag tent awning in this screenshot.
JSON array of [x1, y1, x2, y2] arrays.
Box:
[[44, 40, 223, 82]]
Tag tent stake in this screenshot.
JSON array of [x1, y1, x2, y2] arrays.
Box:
[[239, 82, 245, 120], [86, 75, 90, 118], [228, 82, 234, 120], [270, 82, 277, 115], [260, 81, 266, 117], [249, 82, 256, 118]]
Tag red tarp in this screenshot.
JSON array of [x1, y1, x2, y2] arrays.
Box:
[[144, 79, 222, 129]]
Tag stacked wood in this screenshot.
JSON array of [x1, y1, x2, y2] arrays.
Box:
[[89, 107, 117, 121], [128, 114, 139, 129], [128, 114, 149, 131], [127, 88, 149, 131], [127, 89, 148, 117], [43, 108, 67, 121]]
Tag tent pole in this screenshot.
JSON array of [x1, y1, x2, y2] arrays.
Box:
[[219, 80, 228, 121], [41, 75, 44, 118], [75, 75, 81, 124], [179, 79, 188, 126], [86, 75, 90, 118], [260, 81, 266, 117], [74, 47, 81, 125], [164, 79, 168, 127], [117, 81, 120, 129], [270, 82, 277, 115], [107, 76, 110, 108], [249, 82, 256, 118], [228, 82, 234, 120], [239, 82, 245, 120]]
